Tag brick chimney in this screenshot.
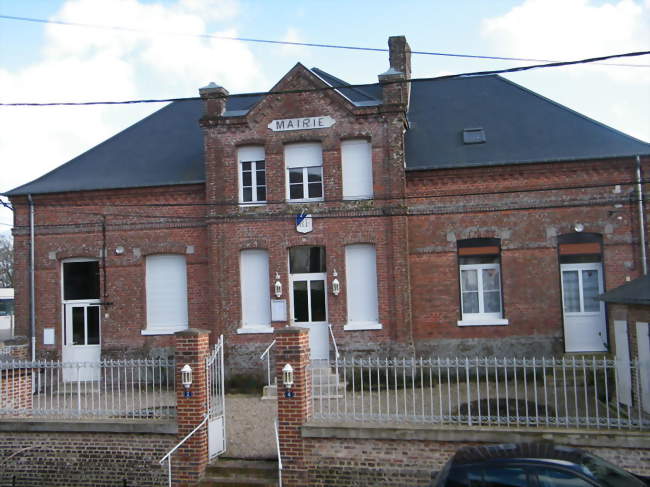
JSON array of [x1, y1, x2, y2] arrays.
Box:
[[199, 82, 229, 118], [379, 35, 411, 110]]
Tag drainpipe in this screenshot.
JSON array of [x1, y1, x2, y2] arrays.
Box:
[[28, 194, 36, 361], [636, 156, 647, 275]]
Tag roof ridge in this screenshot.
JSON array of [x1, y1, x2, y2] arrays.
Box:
[[310, 67, 380, 102]]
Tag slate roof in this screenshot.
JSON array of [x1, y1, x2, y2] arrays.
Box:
[[6, 71, 649, 196], [599, 275, 650, 306]]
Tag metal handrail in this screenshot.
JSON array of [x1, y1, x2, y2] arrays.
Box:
[[274, 419, 283, 487], [260, 339, 277, 386], [328, 324, 340, 359], [159, 414, 209, 487]]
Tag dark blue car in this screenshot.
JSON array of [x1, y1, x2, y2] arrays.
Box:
[[432, 443, 649, 487]]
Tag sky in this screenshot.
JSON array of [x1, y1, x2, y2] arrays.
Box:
[[1, 0, 649, 233]]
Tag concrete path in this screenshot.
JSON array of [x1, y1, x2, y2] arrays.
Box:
[[224, 394, 278, 460]]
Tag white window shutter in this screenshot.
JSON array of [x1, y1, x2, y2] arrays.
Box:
[[345, 244, 379, 325], [342, 140, 373, 200], [285, 142, 322, 168], [146, 255, 188, 331], [238, 146, 265, 162], [240, 249, 271, 328]]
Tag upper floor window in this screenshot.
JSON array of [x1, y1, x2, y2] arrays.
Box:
[[457, 239, 507, 326], [285, 142, 323, 202], [238, 146, 266, 204], [341, 139, 373, 200]]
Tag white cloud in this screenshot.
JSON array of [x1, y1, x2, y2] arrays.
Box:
[[280, 27, 310, 58], [0, 0, 267, 229], [481, 0, 650, 83], [480, 0, 650, 142]]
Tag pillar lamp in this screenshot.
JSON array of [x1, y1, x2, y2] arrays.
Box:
[[181, 364, 193, 398], [282, 363, 294, 398]]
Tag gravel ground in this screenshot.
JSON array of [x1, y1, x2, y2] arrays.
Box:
[[224, 394, 278, 459]]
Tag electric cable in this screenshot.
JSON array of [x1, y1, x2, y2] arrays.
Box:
[[1, 14, 647, 68], [1, 50, 649, 107]]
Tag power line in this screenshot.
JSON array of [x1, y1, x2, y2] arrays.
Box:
[[2, 49, 648, 107], [2, 14, 648, 68], [9, 178, 647, 209]]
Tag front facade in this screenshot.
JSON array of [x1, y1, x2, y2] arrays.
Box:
[[7, 36, 650, 374]]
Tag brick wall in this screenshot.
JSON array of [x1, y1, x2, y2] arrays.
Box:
[[0, 429, 173, 487], [298, 428, 650, 486]]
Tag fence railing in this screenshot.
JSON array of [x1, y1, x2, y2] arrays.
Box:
[[0, 358, 176, 420], [311, 356, 650, 431]]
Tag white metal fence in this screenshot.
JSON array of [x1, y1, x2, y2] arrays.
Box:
[[0, 358, 176, 420], [311, 356, 650, 431]]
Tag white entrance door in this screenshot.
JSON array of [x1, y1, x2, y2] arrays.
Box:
[[560, 263, 607, 352], [290, 273, 329, 360], [62, 303, 101, 381]]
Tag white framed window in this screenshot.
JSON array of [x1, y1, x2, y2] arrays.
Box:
[[238, 146, 266, 204], [239, 249, 273, 334], [341, 139, 373, 200], [457, 240, 508, 326], [143, 254, 188, 335], [285, 142, 323, 202], [344, 244, 381, 330]]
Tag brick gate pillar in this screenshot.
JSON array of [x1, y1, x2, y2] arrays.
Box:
[[275, 327, 312, 486], [174, 328, 211, 487]]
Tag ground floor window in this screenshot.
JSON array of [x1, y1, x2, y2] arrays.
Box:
[[144, 254, 188, 334]]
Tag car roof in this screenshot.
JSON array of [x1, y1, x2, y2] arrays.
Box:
[[450, 442, 585, 466]]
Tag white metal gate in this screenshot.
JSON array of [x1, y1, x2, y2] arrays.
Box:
[[206, 334, 226, 459]]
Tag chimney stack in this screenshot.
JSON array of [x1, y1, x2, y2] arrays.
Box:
[[379, 36, 411, 110], [199, 82, 229, 118]]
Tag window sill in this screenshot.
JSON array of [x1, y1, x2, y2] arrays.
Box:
[[239, 202, 267, 207], [236, 326, 275, 335], [344, 322, 383, 331], [141, 326, 188, 336], [287, 198, 324, 204], [457, 318, 509, 327]]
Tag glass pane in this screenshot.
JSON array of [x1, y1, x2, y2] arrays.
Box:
[[307, 166, 322, 182], [562, 271, 580, 312], [257, 187, 266, 202], [242, 188, 252, 202], [87, 306, 100, 345], [293, 281, 308, 322], [241, 161, 251, 171], [242, 171, 252, 186], [310, 280, 326, 322], [482, 268, 500, 291], [484, 290, 501, 313], [289, 168, 303, 183], [290, 247, 326, 273], [536, 468, 593, 487], [256, 169, 265, 186], [582, 269, 600, 312], [461, 269, 478, 292], [462, 291, 479, 314], [256, 161, 264, 169], [483, 466, 527, 487], [289, 183, 303, 200], [308, 182, 323, 198], [64, 261, 100, 300], [72, 307, 85, 345]]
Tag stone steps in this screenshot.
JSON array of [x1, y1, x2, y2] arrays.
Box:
[[199, 459, 278, 487]]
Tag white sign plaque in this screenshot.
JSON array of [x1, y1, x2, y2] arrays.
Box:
[[296, 213, 313, 234], [268, 116, 335, 132]]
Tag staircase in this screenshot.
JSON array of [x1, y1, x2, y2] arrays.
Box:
[[198, 459, 278, 487], [262, 367, 345, 400]]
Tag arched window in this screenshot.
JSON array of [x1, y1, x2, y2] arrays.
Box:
[[144, 254, 188, 334]]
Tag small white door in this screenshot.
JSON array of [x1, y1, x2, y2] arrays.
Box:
[[614, 320, 632, 406], [560, 263, 607, 352], [62, 303, 101, 381], [290, 273, 329, 360], [636, 322, 650, 413]]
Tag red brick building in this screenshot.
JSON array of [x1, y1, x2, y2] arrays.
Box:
[[6, 36, 649, 373]]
